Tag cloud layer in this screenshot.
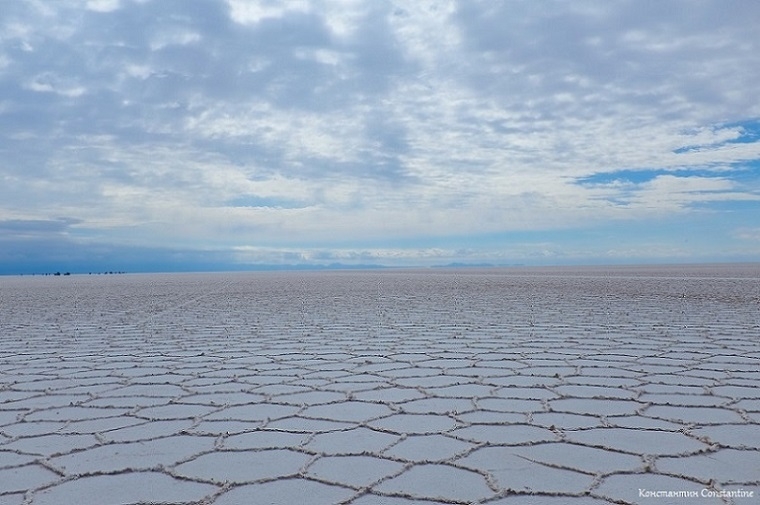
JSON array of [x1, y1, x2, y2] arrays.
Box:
[[1, 0, 759, 271]]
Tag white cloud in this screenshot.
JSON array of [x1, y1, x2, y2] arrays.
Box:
[[225, 0, 311, 25], [1, 0, 759, 268], [123, 64, 152, 80], [27, 72, 86, 97], [388, 0, 460, 67], [184, 102, 369, 164], [86, 0, 120, 13], [320, 0, 367, 40], [149, 30, 202, 51], [294, 48, 349, 67], [733, 228, 760, 242]]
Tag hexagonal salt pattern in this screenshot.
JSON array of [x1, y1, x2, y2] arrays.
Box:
[[29, 472, 219, 505], [175, 449, 311, 483], [2, 266, 759, 504]]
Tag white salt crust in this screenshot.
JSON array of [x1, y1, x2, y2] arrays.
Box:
[[1, 264, 759, 504]]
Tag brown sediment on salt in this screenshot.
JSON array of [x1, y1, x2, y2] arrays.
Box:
[[1, 265, 759, 504]]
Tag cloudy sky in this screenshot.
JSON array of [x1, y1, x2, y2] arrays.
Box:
[[2, 0, 760, 273]]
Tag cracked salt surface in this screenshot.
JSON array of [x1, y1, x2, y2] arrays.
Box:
[[373, 463, 494, 502], [565, 427, 708, 456], [383, 434, 474, 462], [49, 435, 216, 474], [459, 446, 596, 494], [2, 265, 760, 504], [30, 472, 220, 505], [175, 449, 312, 483], [214, 478, 354, 505], [306, 454, 405, 488]]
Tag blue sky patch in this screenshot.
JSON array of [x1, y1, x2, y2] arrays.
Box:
[[576, 169, 663, 186], [577, 160, 760, 187], [722, 119, 760, 144], [674, 119, 760, 153]]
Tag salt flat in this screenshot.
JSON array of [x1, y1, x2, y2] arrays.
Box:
[[1, 265, 759, 504]]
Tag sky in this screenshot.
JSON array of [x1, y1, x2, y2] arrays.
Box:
[[1, 0, 760, 274]]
